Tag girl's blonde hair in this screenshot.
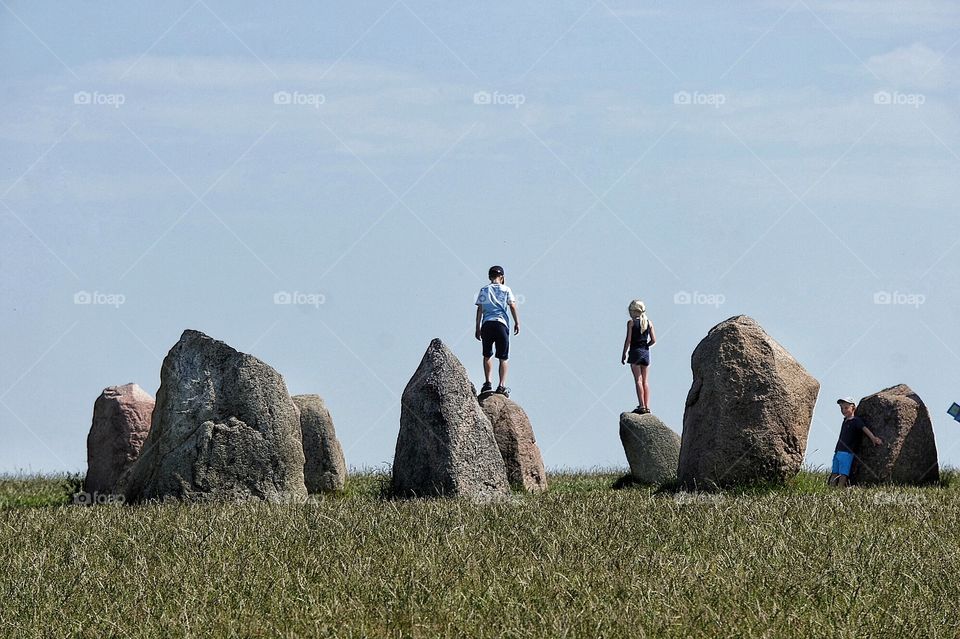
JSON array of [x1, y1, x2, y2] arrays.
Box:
[[628, 299, 649, 332]]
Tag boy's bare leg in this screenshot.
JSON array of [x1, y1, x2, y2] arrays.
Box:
[[483, 357, 493, 384], [498, 359, 509, 387], [837, 475, 849, 488]]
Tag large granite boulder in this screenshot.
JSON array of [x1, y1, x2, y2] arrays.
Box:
[[678, 316, 820, 489], [619, 412, 680, 485], [122, 330, 307, 503], [84, 383, 154, 496], [851, 384, 939, 485], [391, 339, 510, 498], [479, 394, 548, 492], [292, 394, 347, 492]]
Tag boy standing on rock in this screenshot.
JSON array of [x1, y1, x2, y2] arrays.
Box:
[[475, 265, 520, 398], [830, 397, 883, 488]]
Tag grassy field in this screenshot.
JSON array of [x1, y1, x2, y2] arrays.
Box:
[[2, 469, 959, 638]]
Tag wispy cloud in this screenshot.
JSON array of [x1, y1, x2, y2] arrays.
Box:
[[867, 42, 953, 89]]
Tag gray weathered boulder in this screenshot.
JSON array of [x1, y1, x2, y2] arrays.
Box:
[[678, 316, 820, 489], [851, 384, 939, 485], [479, 394, 547, 492], [122, 329, 307, 503], [619, 412, 680, 485], [292, 394, 347, 492], [84, 383, 154, 496], [391, 338, 510, 498]]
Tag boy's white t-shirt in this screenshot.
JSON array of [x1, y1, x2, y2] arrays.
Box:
[[475, 283, 516, 327]]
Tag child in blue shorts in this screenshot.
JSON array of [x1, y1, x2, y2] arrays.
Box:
[[830, 397, 883, 487]]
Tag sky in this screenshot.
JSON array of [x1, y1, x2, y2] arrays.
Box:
[[2, 0, 959, 475]]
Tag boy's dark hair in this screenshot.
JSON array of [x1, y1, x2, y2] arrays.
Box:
[[488, 265, 504, 280]]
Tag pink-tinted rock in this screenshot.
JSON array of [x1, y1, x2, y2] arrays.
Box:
[[479, 394, 548, 492], [84, 383, 154, 495]]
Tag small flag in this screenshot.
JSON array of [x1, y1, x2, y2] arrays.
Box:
[[949, 403, 960, 422]]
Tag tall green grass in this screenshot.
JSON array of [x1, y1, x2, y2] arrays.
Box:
[[2, 470, 958, 638], [0, 472, 82, 509]]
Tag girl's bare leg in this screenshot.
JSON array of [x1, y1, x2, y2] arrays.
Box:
[[631, 364, 644, 407], [640, 365, 650, 410]]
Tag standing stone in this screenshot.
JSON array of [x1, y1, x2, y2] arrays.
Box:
[[619, 412, 680, 485], [84, 383, 154, 496], [479, 394, 548, 492], [123, 329, 307, 503], [678, 316, 820, 489], [292, 394, 347, 492], [851, 384, 939, 485], [391, 339, 510, 498]]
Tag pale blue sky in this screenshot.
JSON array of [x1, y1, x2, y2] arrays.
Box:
[[2, 1, 959, 474]]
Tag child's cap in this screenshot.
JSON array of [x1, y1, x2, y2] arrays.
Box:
[[488, 265, 504, 279]]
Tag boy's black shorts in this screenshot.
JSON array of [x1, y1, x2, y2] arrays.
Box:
[[481, 320, 510, 360]]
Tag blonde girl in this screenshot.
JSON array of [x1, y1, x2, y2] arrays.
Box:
[[620, 299, 657, 414]]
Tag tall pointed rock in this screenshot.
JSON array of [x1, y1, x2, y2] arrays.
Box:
[[391, 339, 509, 498]]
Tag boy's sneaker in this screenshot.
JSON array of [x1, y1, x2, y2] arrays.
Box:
[[495, 385, 510, 397], [632, 405, 645, 414], [480, 382, 492, 394]]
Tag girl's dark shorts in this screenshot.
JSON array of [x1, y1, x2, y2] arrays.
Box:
[[627, 347, 650, 366], [481, 320, 510, 360]]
